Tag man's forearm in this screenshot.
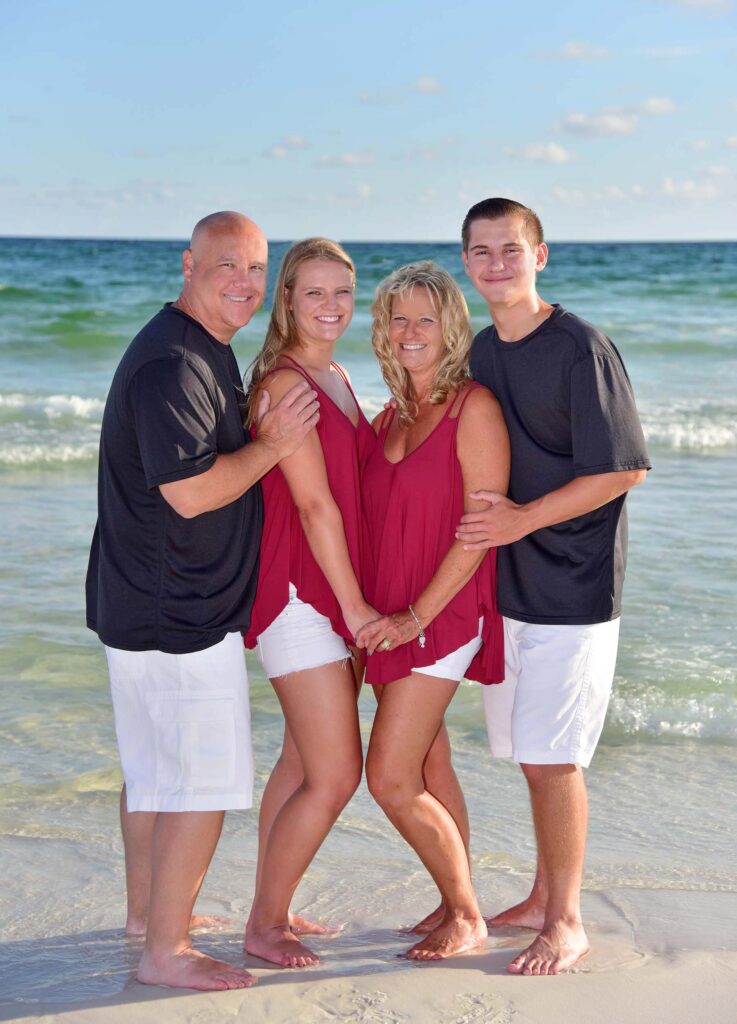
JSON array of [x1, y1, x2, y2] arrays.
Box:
[[459, 468, 647, 550], [160, 438, 280, 518], [518, 469, 647, 535]]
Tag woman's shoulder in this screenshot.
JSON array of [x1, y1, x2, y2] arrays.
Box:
[[452, 380, 500, 416], [260, 363, 310, 400]]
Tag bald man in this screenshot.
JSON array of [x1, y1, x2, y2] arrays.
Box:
[[86, 212, 319, 990]]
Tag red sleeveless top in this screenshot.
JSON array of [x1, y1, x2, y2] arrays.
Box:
[[245, 356, 375, 648], [362, 383, 504, 685]]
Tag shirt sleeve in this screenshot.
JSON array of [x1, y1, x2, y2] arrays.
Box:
[[570, 352, 652, 476], [129, 357, 219, 489]]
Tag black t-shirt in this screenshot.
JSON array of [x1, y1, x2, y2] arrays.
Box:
[[470, 305, 651, 625], [86, 304, 263, 653]]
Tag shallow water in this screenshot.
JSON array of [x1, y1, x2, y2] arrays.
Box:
[[1, 237, 736, 1007]]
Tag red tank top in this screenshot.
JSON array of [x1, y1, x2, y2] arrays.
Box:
[[245, 356, 376, 648], [362, 383, 504, 685]]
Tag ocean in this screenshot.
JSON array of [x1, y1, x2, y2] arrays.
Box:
[[1, 237, 736, 1007]]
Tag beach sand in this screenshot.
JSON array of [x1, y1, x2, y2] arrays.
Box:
[[1, 889, 736, 1024]]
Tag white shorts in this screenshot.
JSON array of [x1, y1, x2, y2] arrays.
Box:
[[256, 584, 350, 678], [413, 620, 483, 682], [106, 632, 253, 812], [483, 616, 620, 768]]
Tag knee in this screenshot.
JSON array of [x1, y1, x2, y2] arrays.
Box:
[[310, 754, 362, 814], [366, 756, 413, 813], [521, 762, 579, 790]]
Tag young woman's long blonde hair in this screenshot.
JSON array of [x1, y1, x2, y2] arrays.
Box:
[[246, 238, 355, 423], [371, 261, 472, 425]]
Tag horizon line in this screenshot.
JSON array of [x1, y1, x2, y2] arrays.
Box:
[[1, 233, 736, 245]]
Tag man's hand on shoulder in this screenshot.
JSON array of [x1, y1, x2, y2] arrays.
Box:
[[456, 491, 531, 550], [256, 380, 320, 461]]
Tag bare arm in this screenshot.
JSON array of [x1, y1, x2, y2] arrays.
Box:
[[159, 381, 319, 519], [358, 388, 510, 654], [456, 468, 648, 550], [259, 369, 377, 639]]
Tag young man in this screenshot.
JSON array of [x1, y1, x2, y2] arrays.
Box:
[[86, 211, 320, 991], [457, 198, 650, 976]]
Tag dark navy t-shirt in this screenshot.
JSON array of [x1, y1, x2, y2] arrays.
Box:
[[86, 304, 263, 653], [470, 305, 651, 625]]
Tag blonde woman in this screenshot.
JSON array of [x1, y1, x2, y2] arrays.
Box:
[[244, 239, 377, 968], [358, 262, 510, 959]]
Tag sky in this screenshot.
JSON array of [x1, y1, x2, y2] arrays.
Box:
[[2, 0, 736, 241]]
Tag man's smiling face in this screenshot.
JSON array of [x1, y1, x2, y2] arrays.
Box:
[[181, 218, 268, 343]]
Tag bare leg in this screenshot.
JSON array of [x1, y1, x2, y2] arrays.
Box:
[[137, 811, 255, 990], [408, 720, 471, 934], [486, 860, 547, 930], [366, 675, 486, 960], [245, 660, 362, 968], [120, 785, 155, 935], [120, 787, 229, 937], [507, 763, 590, 976]]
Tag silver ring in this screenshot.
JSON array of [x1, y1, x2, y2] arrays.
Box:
[[379, 638, 392, 651]]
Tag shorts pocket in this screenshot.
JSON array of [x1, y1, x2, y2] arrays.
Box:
[[145, 689, 237, 793]]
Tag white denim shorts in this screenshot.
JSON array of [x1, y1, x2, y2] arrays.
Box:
[[256, 583, 351, 679], [413, 619, 483, 682], [105, 631, 253, 813], [483, 616, 620, 768]]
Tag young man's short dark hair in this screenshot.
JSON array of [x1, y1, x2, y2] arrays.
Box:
[[462, 198, 544, 251]]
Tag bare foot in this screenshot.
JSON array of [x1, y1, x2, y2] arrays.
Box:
[[402, 902, 445, 935], [507, 920, 590, 976], [137, 946, 256, 990], [405, 913, 487, 961], [289, 912, 338, 936], [125, 913, 229, 938], [246, 924, 319, 968], [485, 895, 546, 931]]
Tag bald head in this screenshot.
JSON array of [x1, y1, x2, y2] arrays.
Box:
[[190, 210, 266, 253], [176, 210, 268, 344]]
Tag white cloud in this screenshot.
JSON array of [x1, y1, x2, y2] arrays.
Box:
[[264, 135, 310, 159], [686, 139, 710, 150], [640, 97, 678, 114], [706, 165, 732, 176], [315, 152, 374, 168], [661, 176, 720, 199], [355, 182, 372, 200], [504, 142, 576, 164], [552, 184, 647, 204], [541, 40, 609, 60], [726, 136, 737, 148], [561, 97, 677, 137], [412, 76, 443, 95], [283, 134, 309, 149], [562, 112, 640, 136]]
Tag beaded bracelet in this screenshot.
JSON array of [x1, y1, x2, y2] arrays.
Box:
[[408, 605, 426, 649]]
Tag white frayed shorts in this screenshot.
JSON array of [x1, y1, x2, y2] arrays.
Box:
[[105, 632, 253, 813], [413, 619, 483, 683], [483, 616, 620, 768], [256, 584, 351, 679]]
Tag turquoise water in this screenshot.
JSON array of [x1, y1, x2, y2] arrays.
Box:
[[2, 237, 736, 1008], [1, 236, 736, 794]]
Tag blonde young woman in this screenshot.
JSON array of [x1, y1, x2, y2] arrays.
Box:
[[358, 262, 510, 959], [243, 239, 377, 968]]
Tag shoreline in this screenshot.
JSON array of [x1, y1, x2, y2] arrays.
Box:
[[3, 886, 736, 1024]]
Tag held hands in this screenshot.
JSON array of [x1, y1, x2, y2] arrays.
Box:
[[344, 603, 381, 646], [255, 381, 320, 461], [355, 610, 421, 656], [456, 491, 529, 550]]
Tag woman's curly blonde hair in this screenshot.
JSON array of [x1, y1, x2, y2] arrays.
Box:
[[246, 237, 355, 424], [371, 261, 472, 425]]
